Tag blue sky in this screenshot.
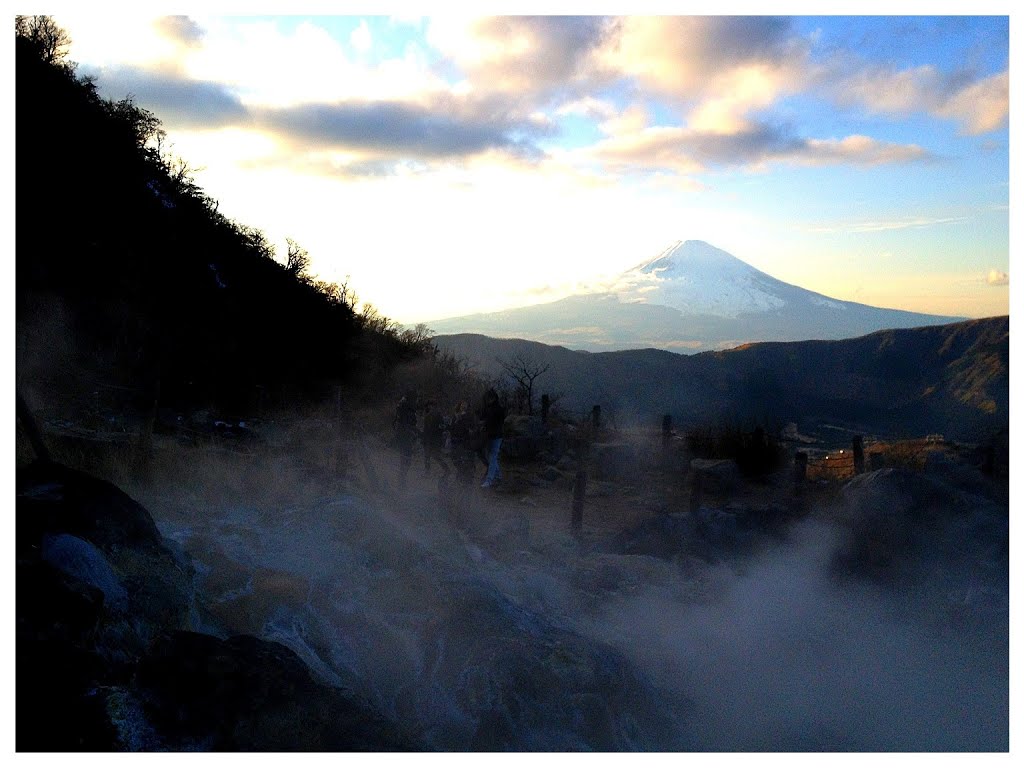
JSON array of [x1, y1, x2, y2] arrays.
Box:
[[44, 8, 1012, 323]]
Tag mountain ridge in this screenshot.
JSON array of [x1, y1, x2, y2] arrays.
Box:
[[433, 315, 1008, 443], [428, 240, 965, 352]]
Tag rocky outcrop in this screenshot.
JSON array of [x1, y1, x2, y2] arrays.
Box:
[[131, 631, 410, 751], [16, 460, 411, 751], [831, 468, 1009, 612]]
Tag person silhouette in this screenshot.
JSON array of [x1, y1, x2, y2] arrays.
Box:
[[392, 390, 418, 489], [421, 399, 449, 480], [479, 388, 505, 488]]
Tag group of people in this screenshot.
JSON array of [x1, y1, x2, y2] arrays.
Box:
[[392, 388, 506, 491]]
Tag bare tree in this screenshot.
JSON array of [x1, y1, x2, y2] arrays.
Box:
[[497, 354, 550, 416], [285, 238, 311, 279]]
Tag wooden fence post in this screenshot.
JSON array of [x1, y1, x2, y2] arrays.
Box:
[[853, 435, 864, 475]]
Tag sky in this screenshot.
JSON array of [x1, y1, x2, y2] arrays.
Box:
[[39, 4, 1013, 325]]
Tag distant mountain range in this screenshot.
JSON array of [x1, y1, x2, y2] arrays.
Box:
[[433, 316, 1008, 443], [427, 241, 965, 352]]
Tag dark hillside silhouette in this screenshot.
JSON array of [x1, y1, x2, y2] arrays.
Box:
[[16, 16, 426, 420], [434, 316, 1009, 443]]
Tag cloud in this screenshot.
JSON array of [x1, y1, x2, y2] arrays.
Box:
[[184, 18, 448, 108], [86, 55, 552, 170], [825, 61, 1008, 136], [797, 135, 932, 167], [350, 20, 372, 54], [986, 269, 1009, 286], [556, 96, 618, 121], [253, 99, 550, 164], [579, 123, 928, 177], [93, 65, 249, 128], [806, 216, 967, 234], [153, 16, 204, 48], [598, 16, 810, 128], [240, 152, 430, 180], [937, 71, 1009, 135], [429, 15, 614, 99], [600, 16, 800, 94]]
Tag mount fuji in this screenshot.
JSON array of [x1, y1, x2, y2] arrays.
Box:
[[427, 240, 965, 352]]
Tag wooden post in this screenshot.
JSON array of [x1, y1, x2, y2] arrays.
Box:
[[572, 471, 587, 533], [852, 435, 864, 475], [541, 394, 550, 425]]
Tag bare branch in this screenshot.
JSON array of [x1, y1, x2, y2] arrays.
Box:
[[496, 353, 551, 415]]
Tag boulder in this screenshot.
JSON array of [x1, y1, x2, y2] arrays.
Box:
[[17, 461, 163, 554], [134, 631, 410, 751], [834, 468, 1008, 589], [41, 533, 129, 611], [17, 461, 412, 752]]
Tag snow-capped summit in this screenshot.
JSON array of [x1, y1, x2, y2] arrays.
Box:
[[427, 240, 966, 353], [631, 240, 747, 274], [614, 240, 790, 318]]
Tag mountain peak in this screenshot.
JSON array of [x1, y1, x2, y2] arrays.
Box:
[[616, 240, 787, 317], [631, 240, 753, 276], [428, 239, 964, 353]]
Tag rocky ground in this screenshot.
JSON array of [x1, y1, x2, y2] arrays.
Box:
[[16, 413, 1010, 751]]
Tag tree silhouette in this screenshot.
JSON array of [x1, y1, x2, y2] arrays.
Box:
[[16, 15, 71, 66], [497, 354, 550, 416], [16, 15, 444, 417], [286, 238, 311, 279]]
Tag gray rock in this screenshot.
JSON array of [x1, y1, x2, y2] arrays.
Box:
[[41, 533, 128, 610]]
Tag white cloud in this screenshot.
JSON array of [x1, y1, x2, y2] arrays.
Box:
[[937, 71, 1009, 136], [798, 135, 930, 167], [986, 269, 1009, 286], [596, 16, 810, 130], [827, 61, 1008, 136], [556, 96, 618, 121], [350, 20, 372, 53], [427, 16, 610, 98], [805, 215, 967, 234], [183, 18, 448, 107]]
